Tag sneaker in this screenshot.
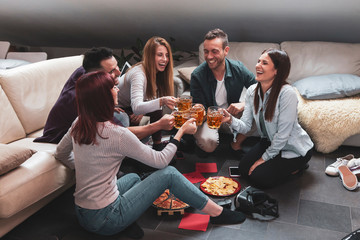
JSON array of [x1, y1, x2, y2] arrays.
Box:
[[347, 158, 360, 175], [325, 154, 354, 176], [338, 165, 358, 191]]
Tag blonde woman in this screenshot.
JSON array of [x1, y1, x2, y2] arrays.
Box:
[[118, 36, 177, 150]]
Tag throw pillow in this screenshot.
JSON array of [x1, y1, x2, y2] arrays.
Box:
[[0, 144, 36, 175], [292, 74, 360, 100], [178, 66, 197, 84]]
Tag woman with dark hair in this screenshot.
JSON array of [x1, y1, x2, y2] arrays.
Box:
[[222, 49, 314, 188], [118, 36, 177, 150], [55, 71, 246, 239]]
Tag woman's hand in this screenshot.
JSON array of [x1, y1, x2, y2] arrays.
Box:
[[161, 96, 177, 110], [221, 109, 232, 124], [180, 118, 197, 135], [248, 158, 265, 175], [173, 118, 197, 142]]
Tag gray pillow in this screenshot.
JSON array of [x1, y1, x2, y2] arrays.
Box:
[[0, 59, 30, 69], [292, 74, 360, 100]]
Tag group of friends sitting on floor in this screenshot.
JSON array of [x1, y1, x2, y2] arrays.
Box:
[[34, 28, 314, 239]]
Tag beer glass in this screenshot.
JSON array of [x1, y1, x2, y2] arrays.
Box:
[[177, 95, 192, 111], [190, 103, 205, 126], [207, 106, 223, 129], [172, 110, 187, 129]]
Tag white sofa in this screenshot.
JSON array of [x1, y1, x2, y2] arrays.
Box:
[[0, 55, 83, 237], [174, 41, 360, 153]]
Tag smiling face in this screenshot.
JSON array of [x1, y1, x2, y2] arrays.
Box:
[[155, 45, 169, 72], [203, 38, 229, 71], [255, 53, 277, 85], [100, 56, 120, 84]]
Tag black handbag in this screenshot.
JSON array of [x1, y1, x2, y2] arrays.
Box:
[[235, 186, 279, 221]]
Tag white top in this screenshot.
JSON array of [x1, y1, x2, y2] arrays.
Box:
[[117, 64, 162, 115], [54, 120, 177, 209], [215, 75, 228, 108]]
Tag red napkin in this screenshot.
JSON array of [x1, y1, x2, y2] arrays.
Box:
[[196, 163, 218, 173], [178, 212, 210, 232], [183, 171, 206, 183]]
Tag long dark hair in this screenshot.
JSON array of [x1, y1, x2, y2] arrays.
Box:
[[71, 71, 115, 145], [254, 48, 291, 121]]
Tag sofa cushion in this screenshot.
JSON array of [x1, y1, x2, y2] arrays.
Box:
[[0, 55, 83, 134], [0, 151, 74, 218], [198, 42, 280, 75], [281, 41, 360, 84], [293, 74, 360, 100], [0, 85, 26, 144], [178, 66, 197, 84], [0, 144, 36, 175]]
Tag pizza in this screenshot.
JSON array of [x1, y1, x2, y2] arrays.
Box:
[[200, 176, 239, 196], [152, 189, 170, 205], [153, 189, 189, 210]]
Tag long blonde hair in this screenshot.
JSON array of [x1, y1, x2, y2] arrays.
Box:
[[142, 36, 174, 99]]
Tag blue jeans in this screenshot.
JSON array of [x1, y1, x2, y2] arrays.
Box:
[[113, 111, 130, 127], [75, 166, 209, 236]]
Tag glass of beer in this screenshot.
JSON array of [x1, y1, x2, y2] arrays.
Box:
[[207, 106, 223, 129], [172, 110, 187, 129], [177, 95, 192, 111], [190, 103, 205, 126]]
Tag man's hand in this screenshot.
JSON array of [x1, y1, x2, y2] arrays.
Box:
[[157, 114, 175, 130], [129, 114, 143, 126], [227, 102, 245, 116], [114, 107, 125, 113]]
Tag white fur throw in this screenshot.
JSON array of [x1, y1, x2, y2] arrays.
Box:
[[295, 89, 360, 153]]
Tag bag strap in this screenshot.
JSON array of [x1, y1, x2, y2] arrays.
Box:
[[246, 190, 279, 217]]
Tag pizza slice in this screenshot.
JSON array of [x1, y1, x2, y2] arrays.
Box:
[[153, 189, 170, 205], [171, 198, 189, 209], [156, 198, 172, 209]]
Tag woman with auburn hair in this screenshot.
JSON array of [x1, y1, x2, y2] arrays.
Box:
[[222, 49, 314, 188], [55, 71, 246, 239], [118, 36, 177, 150]]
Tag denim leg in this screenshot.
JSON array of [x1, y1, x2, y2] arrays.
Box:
[[93, 166, 209, 235], [116, 173, 141, 195], [113, 111, 130, 127]]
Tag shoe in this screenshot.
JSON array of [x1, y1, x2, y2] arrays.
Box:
[[338, 165, 358, 191], [325, 154, 354, 176], [123, 221, 144, 239], [347, 158, 360, 175], [210, 208, 246, 224]]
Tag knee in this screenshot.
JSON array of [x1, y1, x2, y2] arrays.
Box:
[[195, 136, 218, 153], [127, 173, 141, 184]]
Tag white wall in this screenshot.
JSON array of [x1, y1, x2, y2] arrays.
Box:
[[0, 0, 359, 52]]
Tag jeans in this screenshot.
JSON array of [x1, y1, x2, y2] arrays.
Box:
[[75, 166, 209, 236], [113, 111, 130, 127]]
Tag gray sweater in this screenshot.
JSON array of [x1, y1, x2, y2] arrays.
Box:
[[54, 121, 177, 209]]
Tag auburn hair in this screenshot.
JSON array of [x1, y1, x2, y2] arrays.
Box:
[[71, 71, 115, 145], [141, 36, 174, 99], [254, 48, 291, 121]]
